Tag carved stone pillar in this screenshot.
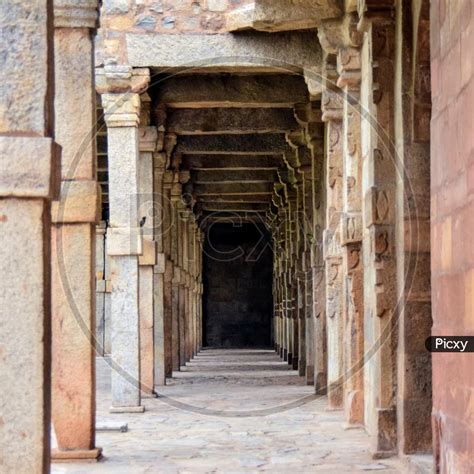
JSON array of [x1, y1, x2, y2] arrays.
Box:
[[153, 152, 168, 386], [0, 1, 58, 470], [162, 170, 175, 375], [337, 46, 365, 426], [359, 11, 398, 456], [322, 55, 345, 409], [51, 0, 102, 461], [170, 177, 182, 370], [98, 66, 150, 413], [138, 125, 157, 393]]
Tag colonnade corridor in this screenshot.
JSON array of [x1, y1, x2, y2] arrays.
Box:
[[52, 349, 407, 473]]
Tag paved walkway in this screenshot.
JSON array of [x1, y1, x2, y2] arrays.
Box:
[[52, 349, 405, 473]]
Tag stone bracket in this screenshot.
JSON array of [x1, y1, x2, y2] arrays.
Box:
[[0, 136, 61, 199], [107, 227, 143, 256], [341, 212, 362, 245], [51, 180, 100, 224]]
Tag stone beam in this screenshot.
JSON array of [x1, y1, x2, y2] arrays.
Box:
[[182, 154, 283, 170], [166, 108, 298, 135], [176, 134, 289, 155], [227, 0, 343, 33], [201, 203, 269, 212], [192, 170, 277, 183], [199, 196, 271, 203], [126, 31, 321, 71], [157, 76, 308, 108], [193, 182, 274, 195]]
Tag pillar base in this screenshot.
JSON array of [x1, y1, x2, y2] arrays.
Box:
[[51, 448, 102, 463], [298, 360, 306, 376], [292, 357, 298, 370], [283, 348, 288, 361], [110, 405, 145, 414], [287, 352, 292, 365]]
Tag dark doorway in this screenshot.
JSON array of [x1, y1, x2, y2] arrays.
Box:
[[203, 222, 273, 348]]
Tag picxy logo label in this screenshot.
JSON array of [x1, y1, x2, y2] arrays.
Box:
[[425, 336, 474, 352]]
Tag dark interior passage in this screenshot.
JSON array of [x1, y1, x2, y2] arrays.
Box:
[[203, 223, 273, 348]]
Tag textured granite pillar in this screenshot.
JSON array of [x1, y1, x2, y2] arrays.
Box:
[[51, 0, 102, 461], [98, 66, 150, 412], [0, 1, 57, 471]]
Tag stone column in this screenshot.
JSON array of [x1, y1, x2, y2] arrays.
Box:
[[98, 66, 150, 413], [0, 1, 57, 470], [138, 125, 158, 393], [162, 170, 175, 375], [51, 0, 102, 461], [359, 13, 398, 456], [170, 177, 182, 369], [153, 152, 168, 385], [337, 46, 365, 426], [321, 55, 345, 409]]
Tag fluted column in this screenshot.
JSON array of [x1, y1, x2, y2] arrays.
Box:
[[51, 0, 102, 462], [98, 66, 150, 413]]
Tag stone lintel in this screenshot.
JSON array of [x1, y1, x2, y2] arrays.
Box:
[[107, 227, 143, 256], [0, 136, 60, 199], [192, 169, 276, 183], [193, 182, 273, 195], [157, 75, 308, 109], [166, 108, 298, 135], [51, 447, 102, 463], [54, 0, 98, 28], [51, 180, 100, 224], [126, 32, 321, 71], [176, 134, 289, 155], [182, 154, 282, 170]]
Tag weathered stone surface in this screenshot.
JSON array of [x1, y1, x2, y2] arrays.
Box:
[[176, 134, 289, 154], [0, 137, 57, 198], [126, 31, 321, 71], [54, 0, 98, 28], [0, 2, 51, 134], [166, 108, 298, 134], [51, 224, 97, 453], [110, 255, 142, 409], [0, 199, 50, 473], [157, 76, 308, 108]]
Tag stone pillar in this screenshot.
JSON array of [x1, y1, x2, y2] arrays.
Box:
[[98, 66, 150, 413], [0, 1, 57, 470], [50, 0, 102, 462], [153, 152, 168, 386], [138, 125, 158, 393], [359, 13, 398, 456], [162, 170, 175, 375], [321, 55, 345, 409], [337, 46, 365, 426], [170, 177, 183, 369]]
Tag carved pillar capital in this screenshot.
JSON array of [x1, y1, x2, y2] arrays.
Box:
[[101, 93, 141, 128], [96, 66, 150, 95], [139, 126, 158, 152]]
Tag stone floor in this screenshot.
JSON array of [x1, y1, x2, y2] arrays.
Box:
[[52, 349, 406, 473]]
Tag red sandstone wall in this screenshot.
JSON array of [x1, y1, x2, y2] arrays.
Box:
[[430, 0, 474, 472]]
